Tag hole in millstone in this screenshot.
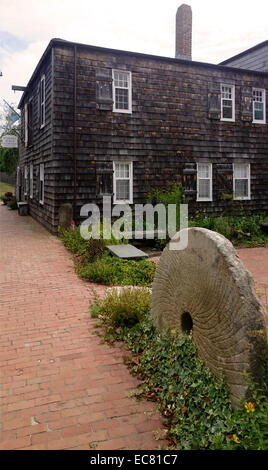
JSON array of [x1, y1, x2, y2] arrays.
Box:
[[181, 312, 193, 335]]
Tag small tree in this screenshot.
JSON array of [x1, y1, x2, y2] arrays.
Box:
[[0, 147, 18, 174], [0, 101, 20, 175]]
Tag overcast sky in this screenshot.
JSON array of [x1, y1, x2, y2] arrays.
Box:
[[0, 0, 268, 114]]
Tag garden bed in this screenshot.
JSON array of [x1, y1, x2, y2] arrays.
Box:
[[60, 227, 156, 287], [91, 288, 268, 450]]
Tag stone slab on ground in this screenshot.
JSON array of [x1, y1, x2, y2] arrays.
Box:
[[106, 244, 148, 259]]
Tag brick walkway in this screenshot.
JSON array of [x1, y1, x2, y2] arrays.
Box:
[[236, 247, 268, 327], [0, 207, 166, 450], [0, 208, 267, 450]]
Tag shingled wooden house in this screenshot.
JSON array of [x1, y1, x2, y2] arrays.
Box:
[[15, 4, 268, 234]]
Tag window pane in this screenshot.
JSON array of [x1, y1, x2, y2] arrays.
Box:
[[122, 164, 129, 178], [198, 179, 210, 198], [235, 179, 248, 198], [198, 164, 210, 178], [40, 180, 44, 202], [222, 101, 233, 119], [253, 89, 263, 102], [222, 86, 233, 99], [116, 180, 130, 200], [254, 102, 264, 120], [115, 88, 129, 110], [114, 72, 129, 88], [234, 164, 248, 178], [41, 103, 45, 126], [41, 78, 45, 103], [115, 163, 130, 178]]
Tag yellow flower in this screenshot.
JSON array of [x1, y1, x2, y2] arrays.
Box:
[[229, 434, 240, 444], [245, 402, 256, 413]]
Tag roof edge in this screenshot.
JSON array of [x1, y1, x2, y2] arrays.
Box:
[[219, 40, 268, 65], [18, 38, 268, 108]]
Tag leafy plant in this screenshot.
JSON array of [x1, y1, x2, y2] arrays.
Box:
[[189, 214, 268, 247], [90, 287, 151, 327], [92, 290, 268, 450], [78, 252, 155, 286], [83, 238, 106, 264], [7, 196, 17, 210], [147, 182, 183, 229], [0, 147, 18, 175], [1, 191, 13, 205], [146, 182, 184, 250], [60, 224, 127, 257]]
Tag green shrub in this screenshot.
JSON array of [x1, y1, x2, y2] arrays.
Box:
[[147, 182, 183, 231], [78, 253, 155, 286], [83, 238, 106, 263], [60, 225, 128, 262], [91, 287, 151, 327], [146, 182, 185, 250], [189, 215, 268, 247], [60, 227, 88, 256], [7, 196, 17, 210], [1, 191, 13, 204]]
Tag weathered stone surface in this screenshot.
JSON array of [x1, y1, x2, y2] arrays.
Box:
[[106, 244, 148, 259], [151, 227, 267, 408], [58, 203, 73, 231]]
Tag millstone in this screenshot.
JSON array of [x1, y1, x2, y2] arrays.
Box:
[[151, 227, 267, 408]]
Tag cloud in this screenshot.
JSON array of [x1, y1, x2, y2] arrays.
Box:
[[0, 0, 267, 110], [1, 40, 48, 110], [0, 31, 29, 64]]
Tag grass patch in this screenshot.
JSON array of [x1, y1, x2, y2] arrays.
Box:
[[78, 252, 155, 286], [0, 182, 15, 198], [90, 287, 151, 327], [92, 289, 268, 450]]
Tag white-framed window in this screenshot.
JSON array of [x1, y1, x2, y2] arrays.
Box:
[[112, 70, 132, 113], [233, 163, 250, 200], [30, 164, 33, 199], [113, 161, 133, 204], [197, 163, 212, 202], [253, 88, 266, 124], [40, 75, 46, 128], [39, 163, 44, 204], [24, 166, 28, 195], [24, 103, 28, 147], [221, 84, 235, 121]]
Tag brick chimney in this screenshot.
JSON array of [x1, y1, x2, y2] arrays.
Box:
[[175, 4, 192, 60]]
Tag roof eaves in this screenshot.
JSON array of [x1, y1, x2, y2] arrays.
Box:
[[219, 40, 268, 65], [18, 38, 268, 109]]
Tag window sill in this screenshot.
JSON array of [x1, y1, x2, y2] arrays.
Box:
[[252, 120, 266, 124], [220, 118, 235, 122], [113, 109, 132, 114], [113, 200, 133, 205], [197, 198, 213, 202], [233, 197, 251, 201]]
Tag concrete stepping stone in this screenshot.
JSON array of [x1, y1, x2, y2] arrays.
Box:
[[106, 244, 148, 259]]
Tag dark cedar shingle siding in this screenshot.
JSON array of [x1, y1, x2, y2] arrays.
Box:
[[18, 40, 268, 233]]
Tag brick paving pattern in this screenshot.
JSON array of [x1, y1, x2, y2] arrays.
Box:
[[0, 207, 267, 449], [0, 207, 166, 450]]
